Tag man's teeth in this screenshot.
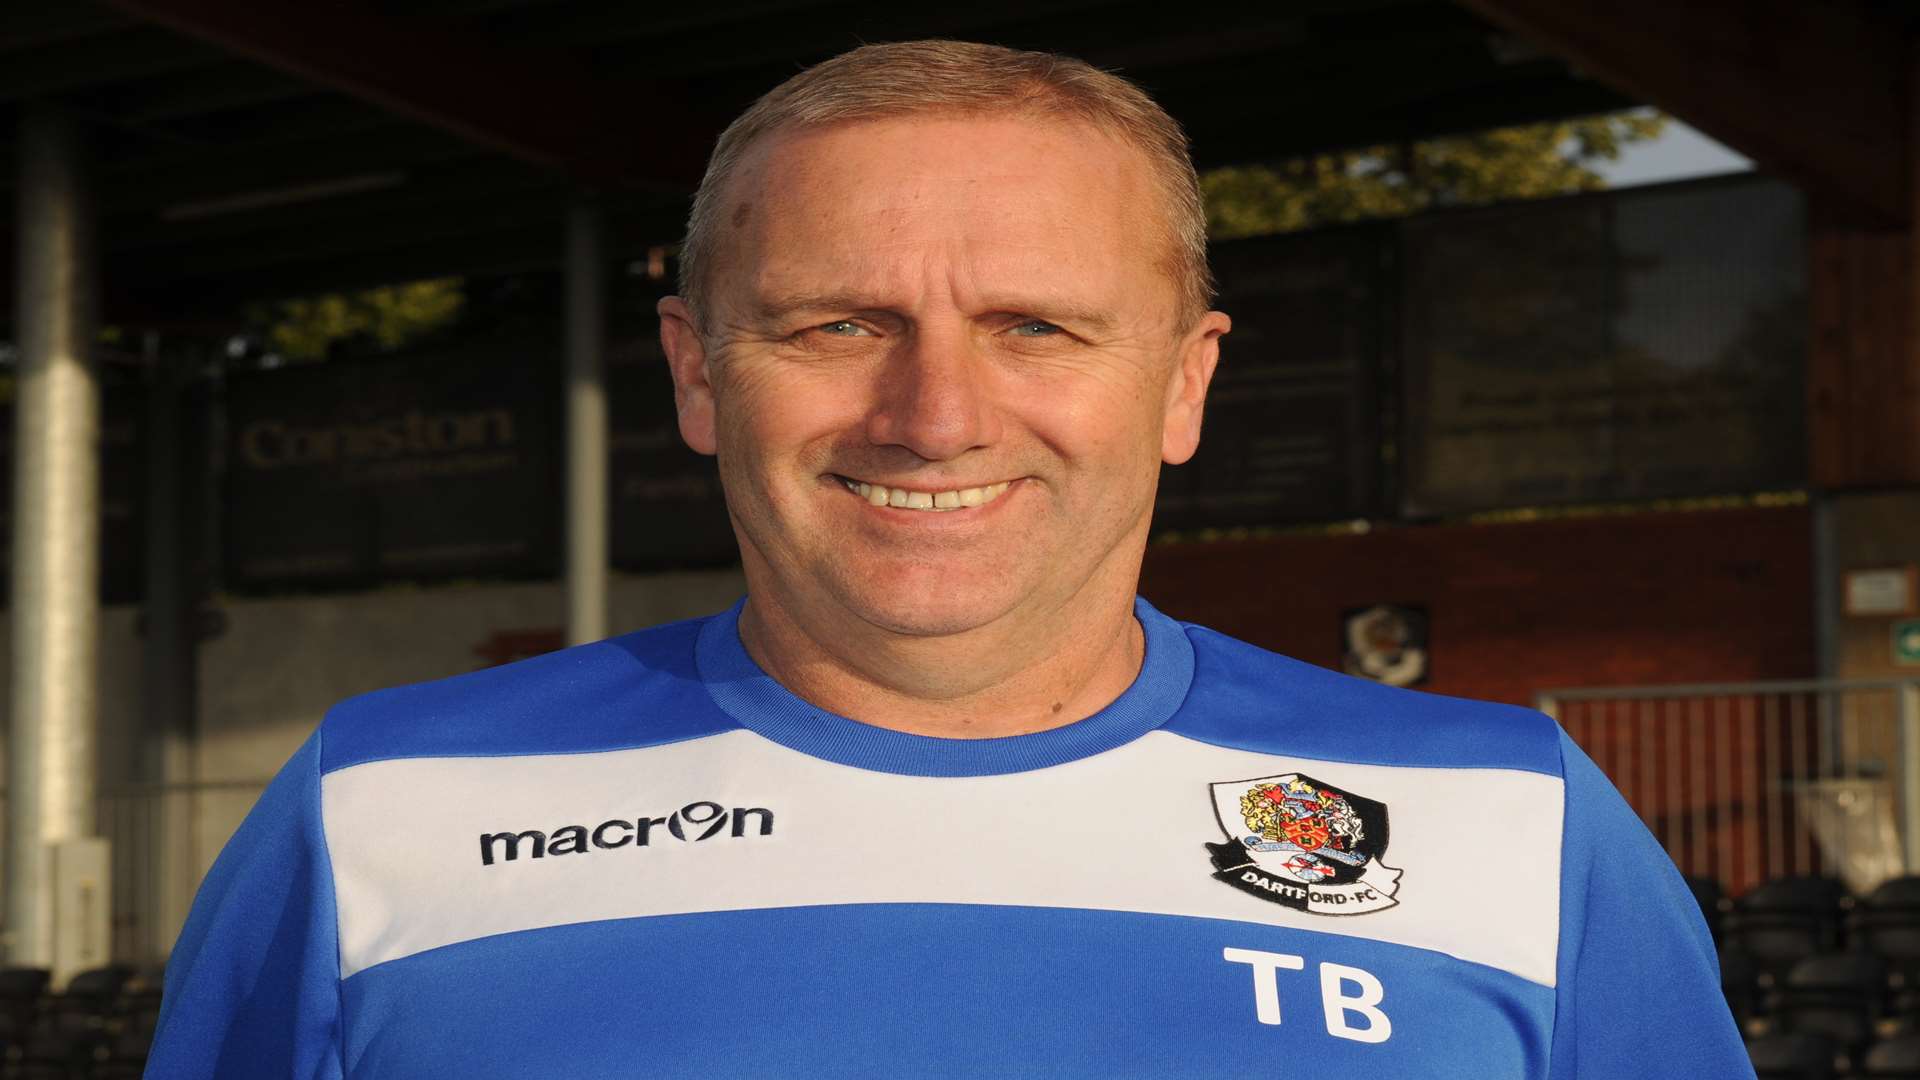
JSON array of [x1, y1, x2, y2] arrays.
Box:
[[843, 477, 1013, 512]]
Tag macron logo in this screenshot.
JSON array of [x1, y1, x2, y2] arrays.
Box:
[[479, 800, 774, 867]]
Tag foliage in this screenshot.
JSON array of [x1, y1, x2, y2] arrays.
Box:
[[255, 278, 465, 362], [1202, 112, 1668, 239]]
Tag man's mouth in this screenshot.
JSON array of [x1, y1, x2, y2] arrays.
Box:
[[834, 474, 1013, 512]]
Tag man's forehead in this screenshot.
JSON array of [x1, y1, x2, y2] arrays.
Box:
[[729, 111, 1149, 215], [717, 113, 1162, 315]]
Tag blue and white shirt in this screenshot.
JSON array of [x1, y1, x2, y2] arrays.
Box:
[[149, 598, 1753, 1078]]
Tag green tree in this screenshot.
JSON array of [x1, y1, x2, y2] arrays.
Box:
[[1203, 112, 1668, 239], [254, 277, 465, 362]]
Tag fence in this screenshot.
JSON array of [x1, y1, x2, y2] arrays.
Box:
[[0, 780, 270, 967], [101, 781, 270, 965], [1539, 679, 1920, 898]]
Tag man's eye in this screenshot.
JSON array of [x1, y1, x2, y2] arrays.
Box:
[[817, 320, 872, 336], [1009, 321, 1062, 337]]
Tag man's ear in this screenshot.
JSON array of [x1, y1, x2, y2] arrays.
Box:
[[658, 295, 718, 456], [1161, 310, 1229, 465]]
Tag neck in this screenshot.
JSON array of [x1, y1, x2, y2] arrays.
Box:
[[735, 575, 1146, 739]]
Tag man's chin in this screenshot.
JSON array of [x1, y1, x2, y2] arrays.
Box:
[[832, 583, 1023, 640]]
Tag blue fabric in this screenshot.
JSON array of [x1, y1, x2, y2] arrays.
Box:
[[1547, 730, 1754, 1078], [149, 600, 1752, 1078], [696, 596, 1195, 776], [146, 730, 343, 1079], [318, 616, 738, 774], [1167, 624, 1565, 776], [339, 905, 1553, 1079]]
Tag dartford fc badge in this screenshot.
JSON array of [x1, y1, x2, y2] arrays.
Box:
[[1206, 773, 1403, 916]]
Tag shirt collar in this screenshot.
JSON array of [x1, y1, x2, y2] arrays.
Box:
[[695, 595, 1195, 777]]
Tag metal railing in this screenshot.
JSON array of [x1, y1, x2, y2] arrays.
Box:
[[1, 780, 270, 966], [1539, 679, 1920, 898]]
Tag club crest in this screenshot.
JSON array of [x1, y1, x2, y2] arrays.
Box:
[[1206, 773, 1402, 916]]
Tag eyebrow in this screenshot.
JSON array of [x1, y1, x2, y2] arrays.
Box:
[[749, 291, 1119, 334], [749, 292, 880, 323]]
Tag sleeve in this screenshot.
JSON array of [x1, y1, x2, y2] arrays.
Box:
[[145, 728, 345, 1080], [1547, 728, 1754, 1079]]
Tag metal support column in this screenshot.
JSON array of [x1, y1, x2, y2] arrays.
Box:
[[1902, 682, 1920, 873], [8, 104, 103, 973], [1813, 495, 1839, 679], [564, 200, 609, 645], [141, 332, 199, 960]]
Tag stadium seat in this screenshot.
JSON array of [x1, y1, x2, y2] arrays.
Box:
[[120, 988, 159, 1023], [61, 966, 130, 1004], [0, 969, 51, 999], [1854, 878, 1920, 1012], [1689, 875, 1731, 940], [1864, 1034, 1920, 1079], [1768, 952, 1889, 1057], [123, 991, 159, 1037], [1724, 945, 1765, 1025], [0, 967, 50, 1049], [1727, 877, 1851, 982], [1864, 878, 1920, 909], [16, 1026, 95, 1078], [1747, 1030, 1839, 1080], [88, 1025, 152, 1078], [48, 965, 131, 1046]]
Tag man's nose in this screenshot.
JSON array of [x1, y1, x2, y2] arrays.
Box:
[[864, 329, 1002, 461]]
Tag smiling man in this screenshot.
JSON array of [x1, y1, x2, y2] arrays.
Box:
[[655, 100, 1219, 740], [149, 40, 1752, 1080]]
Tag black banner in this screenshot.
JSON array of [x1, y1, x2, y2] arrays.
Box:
[[606, 335, 737, 569], [1155, 226, 1384, 531], [1401, 176, 1807, 514], [224, 346, 560, 589]]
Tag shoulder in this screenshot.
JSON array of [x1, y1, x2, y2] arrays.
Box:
[[315, 614, 737, 774], [1167, 621, 1566, 778]]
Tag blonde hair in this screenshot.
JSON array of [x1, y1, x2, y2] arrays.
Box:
[[678, 39, 1214, 329]]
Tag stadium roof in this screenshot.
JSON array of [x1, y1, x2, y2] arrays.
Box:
[[0, 0, 1640, 322]]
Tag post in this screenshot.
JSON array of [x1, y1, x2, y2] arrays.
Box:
[[565, 200, 609, 645], [1901, 682, 1920, 874], [8, 104, 103, 977], [141, 332, 199, 961], [1812, 496, 1839, 678]]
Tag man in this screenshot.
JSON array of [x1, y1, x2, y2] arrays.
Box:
[[149, 40, 1753, 1078]]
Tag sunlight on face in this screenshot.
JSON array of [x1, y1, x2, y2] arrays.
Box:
[[675, 113, 1222, 640]]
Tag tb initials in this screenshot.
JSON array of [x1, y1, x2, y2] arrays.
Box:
[[1221, 947, 1392, 1044]]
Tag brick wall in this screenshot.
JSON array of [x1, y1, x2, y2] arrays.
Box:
[[1140, 505, 1815, 706]]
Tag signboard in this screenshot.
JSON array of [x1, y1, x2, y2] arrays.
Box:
[[1155, 226, 1384, 531], [1895, 620, 1920, 668], [1401, 177, 1807, 514], [606, 335, 737, 568], [225, 346, 560, 590], [1845, 567, 1917, 617], [0, 386, 146, 605]]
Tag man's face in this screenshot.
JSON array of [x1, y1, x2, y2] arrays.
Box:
[[661, 112, 1226, 641]]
